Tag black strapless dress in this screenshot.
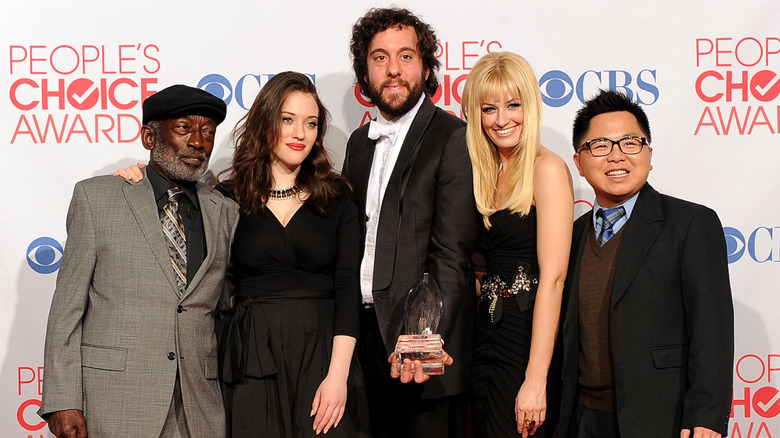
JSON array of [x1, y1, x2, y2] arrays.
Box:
[[471, 207, 560, 437]]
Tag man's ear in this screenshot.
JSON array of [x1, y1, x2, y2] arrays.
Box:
[[573, 153, 584, 177], [141, 125, 155, 151]]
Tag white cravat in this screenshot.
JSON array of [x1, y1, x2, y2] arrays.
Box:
[[360, 94, 425, 305]]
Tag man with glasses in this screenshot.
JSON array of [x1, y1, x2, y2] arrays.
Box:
[[558, 90, 734, 438]]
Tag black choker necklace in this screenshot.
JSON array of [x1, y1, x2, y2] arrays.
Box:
[[268, 185, 300, 200]]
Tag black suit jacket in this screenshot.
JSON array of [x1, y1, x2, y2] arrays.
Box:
[[558, 183, 734, 437], [342, 97, 481, 398]]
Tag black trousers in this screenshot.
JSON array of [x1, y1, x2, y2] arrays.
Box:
[[357, 307, 467, 438], [570, 404, 620, 438]]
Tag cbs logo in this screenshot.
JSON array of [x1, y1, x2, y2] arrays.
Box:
[[538, 69, 659, 107], [26, 237, 63, 274]]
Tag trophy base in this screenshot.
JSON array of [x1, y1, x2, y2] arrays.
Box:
[[394, 334, 444, 376]]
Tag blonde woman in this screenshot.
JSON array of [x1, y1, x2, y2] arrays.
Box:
[[462, 52, 573, 438]]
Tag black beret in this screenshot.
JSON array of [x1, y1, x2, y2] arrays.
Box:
[[142, 84, 227, 125]]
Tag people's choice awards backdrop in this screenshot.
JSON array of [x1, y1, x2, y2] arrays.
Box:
[[2, 1, 778, 436]]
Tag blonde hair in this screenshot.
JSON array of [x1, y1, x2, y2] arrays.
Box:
[[462, 52, 542, 228]]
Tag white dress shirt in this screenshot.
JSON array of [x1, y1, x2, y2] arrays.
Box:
[[360, 94, 426, 305]]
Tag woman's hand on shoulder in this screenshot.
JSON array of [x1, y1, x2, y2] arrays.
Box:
[[112, 162, 145, 182]]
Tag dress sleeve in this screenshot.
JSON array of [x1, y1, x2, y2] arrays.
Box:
[[332, 194, 362, 338]]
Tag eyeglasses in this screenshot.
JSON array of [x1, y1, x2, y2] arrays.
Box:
[[578, 136, 648, 157]]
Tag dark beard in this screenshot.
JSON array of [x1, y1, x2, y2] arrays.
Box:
[[151, 136, 209, 182], [367, 76, 426, 118]]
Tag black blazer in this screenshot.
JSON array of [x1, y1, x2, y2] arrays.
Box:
[[558, 183, 734, 437], [342, 97, 481, 398]]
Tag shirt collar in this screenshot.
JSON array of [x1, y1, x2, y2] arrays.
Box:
[[146, 165, 200, 211], [592, 191, 640, 232]]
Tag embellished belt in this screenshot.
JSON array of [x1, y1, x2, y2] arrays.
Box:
[[480, 263, 538, 324]]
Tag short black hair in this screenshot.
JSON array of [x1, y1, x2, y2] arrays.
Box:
[[350, 7, 440, 98], [572, 89, 652, 151]]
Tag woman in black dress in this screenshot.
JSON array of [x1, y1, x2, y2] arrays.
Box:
[[218, 72, 368, 438], [461, 53, 574, 437]]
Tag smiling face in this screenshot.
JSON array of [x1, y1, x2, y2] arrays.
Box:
[[365, 25, 429, 120], [143, 115, 216, 182], [573, 111, 653, 208], [271, 90, 319, 175], [480, 93, 524, 151]]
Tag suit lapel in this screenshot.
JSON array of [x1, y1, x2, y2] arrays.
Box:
[[346, 123, 375, 214], [387, 97, 435, 205], [183, 183, 221, 299], [123, 171, 181, 296], [611, 183, 663, 306], [565, 212, 592, 333], [372, 98, 436, 291]]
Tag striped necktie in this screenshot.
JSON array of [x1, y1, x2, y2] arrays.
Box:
[[161, 187, 187, 296], [597, 206, 625, 246]]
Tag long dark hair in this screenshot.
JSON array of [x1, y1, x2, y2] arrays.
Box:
[[219, 71, 349, 215]]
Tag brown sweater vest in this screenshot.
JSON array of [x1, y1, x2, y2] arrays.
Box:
[[576, 226, 625, 412]]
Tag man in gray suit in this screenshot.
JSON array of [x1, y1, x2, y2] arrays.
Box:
[[39, 85, 239, 438]]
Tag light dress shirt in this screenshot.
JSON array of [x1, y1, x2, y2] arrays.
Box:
[[360, 94, 426, 305]]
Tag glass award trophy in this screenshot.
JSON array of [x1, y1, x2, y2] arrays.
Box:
[[393, 273, 445, 375]]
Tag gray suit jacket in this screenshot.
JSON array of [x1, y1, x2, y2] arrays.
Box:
[[342, 97, 481, 398], [39, 170, 239, 437]]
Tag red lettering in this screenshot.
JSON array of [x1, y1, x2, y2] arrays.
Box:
[[50, 45, 79, 74], [768, 354, 780, 383], [29, 45, 47, 74], [140, 77, 157, 103], [485, 40, 502, 54], [715, 38, 733, 66], [65, 114, 92, 143], [67, 78, 99, 110], [353, 84, 373, 108], [41, 78, 65, 110], [748, 106, 775, 134], [9, 45, 27, 74], [737, 355, 766, 384], [116, 114, 142, 142], [108, 77, 138, 109], [735, 37, 763, 67], [17, 367, 35, 395], [733, 387, 752, 418], [696, 38, 714, 67], [443, 42, 457, 71], [360, 111, 373, 126], [694, 107, 719, 135], [717, 106, 752, 135], [118, 44, 136, 74], [696, 36, 780, 67], [101, 45, 116, 74], [750, 70, 780, 102], [16, 399, 46, 431], [9, 78, 39, 110], [726, 71, 749, 102], [767, 38, 780, 66], [462, 41, 479, 70], [11, 114, 36, 143], [143, 44, 161, 74], [81, 45, 100, 74]]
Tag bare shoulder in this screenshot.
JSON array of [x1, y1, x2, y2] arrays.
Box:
[[534, 146, 572, 183]]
